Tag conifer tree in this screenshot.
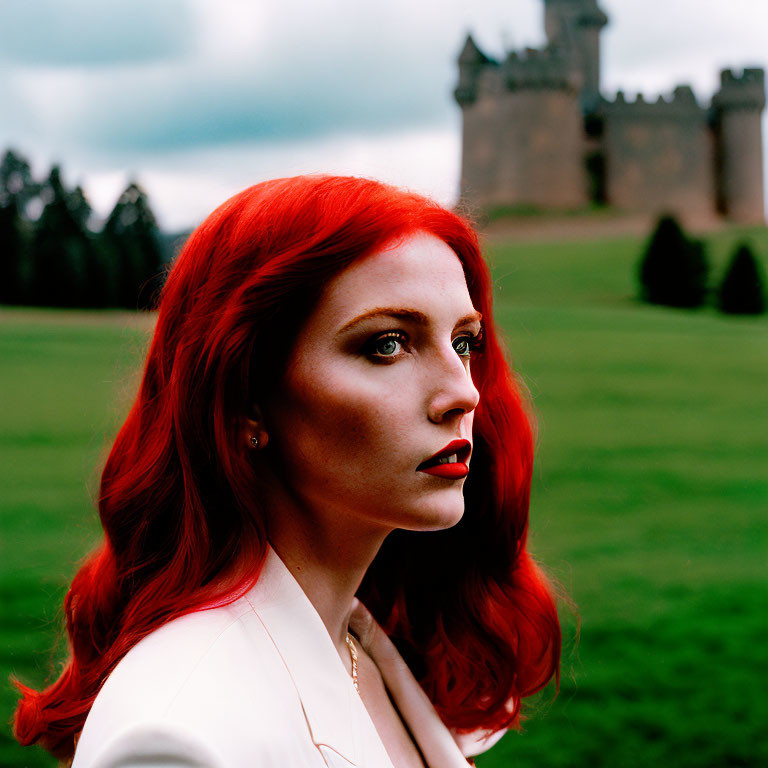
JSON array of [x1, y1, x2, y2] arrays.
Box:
[[68, 185, 92, 230], [72, 185, 117, 308], [717, 243, 766, 315], [0, 149, 40, 213], [0, 149, 40, 304], [638, 215, 709, 308], [27, 167, 92, 307], [102, 182, 164, 309], [0, 199, 23, 304]]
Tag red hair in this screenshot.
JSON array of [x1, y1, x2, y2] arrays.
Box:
[[13, 175, 560, 759]]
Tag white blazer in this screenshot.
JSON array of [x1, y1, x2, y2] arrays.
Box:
[[72, 545, 504, 768]]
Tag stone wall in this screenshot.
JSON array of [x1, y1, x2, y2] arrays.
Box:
[[602, 88, 716, 218], [459, 49, 587, 210], [493, 88, 588, 209], [459, 68, 504, 208], [716, 110, 765, 223]]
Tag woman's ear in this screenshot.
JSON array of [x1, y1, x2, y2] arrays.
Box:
[[243, 404, 269, 451]]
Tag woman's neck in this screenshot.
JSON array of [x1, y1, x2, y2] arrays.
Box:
[[265, 484, 390, 665]]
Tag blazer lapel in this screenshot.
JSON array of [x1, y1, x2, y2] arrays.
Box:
[[243, 546, 395, 768]]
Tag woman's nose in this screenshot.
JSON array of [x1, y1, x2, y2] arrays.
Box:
[[426, 350, 480, 424]]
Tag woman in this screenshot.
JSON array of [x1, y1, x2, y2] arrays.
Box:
[[13, 175, 561, 767]]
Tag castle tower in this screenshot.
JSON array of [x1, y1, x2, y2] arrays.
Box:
[[543, 0, 608, 113], [713, 68, 766, 224], [454, 37, 588, 210]]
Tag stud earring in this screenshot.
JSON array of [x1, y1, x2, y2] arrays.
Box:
[[249, 436, 260, 449]]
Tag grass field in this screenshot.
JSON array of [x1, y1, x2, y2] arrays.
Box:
[[2, 226, 767, 767]]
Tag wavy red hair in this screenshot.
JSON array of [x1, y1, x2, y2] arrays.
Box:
[[13, 175, 560, 760]]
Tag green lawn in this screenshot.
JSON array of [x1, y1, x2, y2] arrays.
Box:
[[2, 227, 767, 767]]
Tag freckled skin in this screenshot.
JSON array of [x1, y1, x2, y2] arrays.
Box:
[[264, 231, 481, 536]]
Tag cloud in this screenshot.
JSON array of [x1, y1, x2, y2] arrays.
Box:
[[77, 125, 461, 230], [0, 0, 194, 67], [11, 0, 469, 154], [71, 63, 454, 152], [1, 0, 766, 229]]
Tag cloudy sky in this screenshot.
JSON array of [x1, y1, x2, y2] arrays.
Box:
[[1, 0, 766, 231]]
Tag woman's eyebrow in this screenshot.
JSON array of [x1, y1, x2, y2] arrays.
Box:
[[337, 307, 482, 336]]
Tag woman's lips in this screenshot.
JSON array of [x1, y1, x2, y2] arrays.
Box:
[[417, 439, 471, 479], [419, 462, 469, 479]]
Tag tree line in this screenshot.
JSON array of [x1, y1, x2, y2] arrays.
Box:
[[0, 149, 166, 310]]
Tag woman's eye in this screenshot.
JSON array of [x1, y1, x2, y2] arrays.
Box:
[[453, 336, 472, 357], [453, 332, 482, 358], [366, 333, 406, 359]]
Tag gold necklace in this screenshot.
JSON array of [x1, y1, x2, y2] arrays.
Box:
[[345, 632, 359, 693]]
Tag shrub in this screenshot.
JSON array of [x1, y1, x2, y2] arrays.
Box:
[[638, 215, 709, 308], [717, 243, 766, 315]]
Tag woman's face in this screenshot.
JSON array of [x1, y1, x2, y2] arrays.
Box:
[[265, 231, 481, 535]]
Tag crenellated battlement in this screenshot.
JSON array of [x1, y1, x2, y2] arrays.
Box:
[[455, 37, 578, 107], [503, 46, 578, 91], [719, 68, 765, 88], [603, 85, 705, 119], [713, 67, 766, 112]]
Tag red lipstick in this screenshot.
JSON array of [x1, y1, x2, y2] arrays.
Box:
[[417, 439, 471, 479]]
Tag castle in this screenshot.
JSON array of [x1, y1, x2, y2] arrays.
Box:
[[454, 0, 766, 224]]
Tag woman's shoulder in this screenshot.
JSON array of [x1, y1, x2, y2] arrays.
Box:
[[85, 597, 261, 717], [73, 596, 312, 767]]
